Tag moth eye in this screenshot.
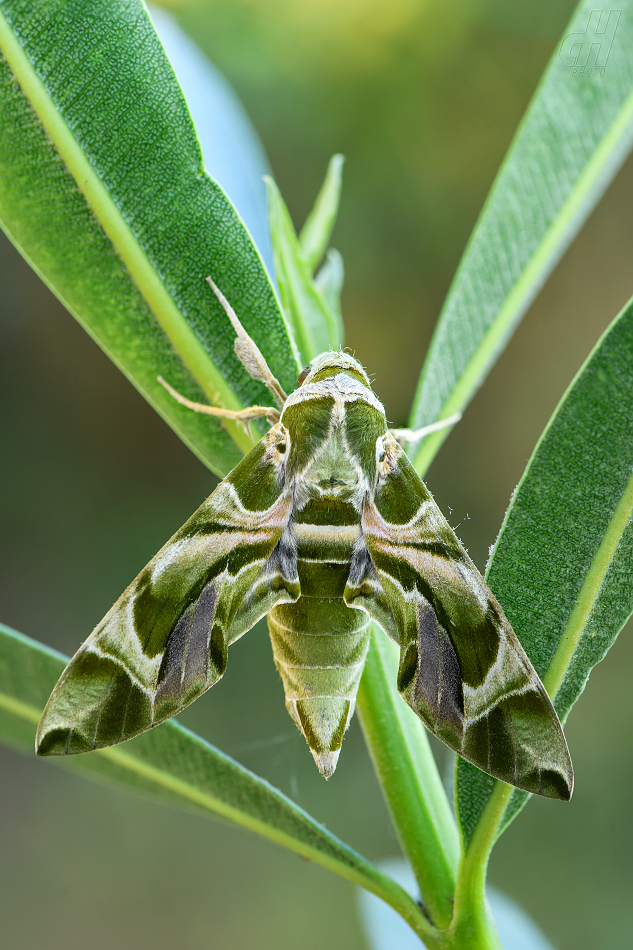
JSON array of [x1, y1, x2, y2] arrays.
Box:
[[297, 363, 312, 387]]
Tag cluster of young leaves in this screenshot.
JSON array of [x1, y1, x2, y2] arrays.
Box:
[[1, 1, 633, 948]]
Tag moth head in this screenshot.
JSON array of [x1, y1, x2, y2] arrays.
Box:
[[283, 352, 388, 503], [295, 351, 371, 390]]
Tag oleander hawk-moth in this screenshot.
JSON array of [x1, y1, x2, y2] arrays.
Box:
[[37, 282, 573, 799]]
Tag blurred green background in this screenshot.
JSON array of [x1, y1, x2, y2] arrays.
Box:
[[1, 0, 633, 947]]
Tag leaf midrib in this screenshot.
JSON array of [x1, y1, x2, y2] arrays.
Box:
[[0, 9, 252, 454], [544, 468, 633, 701], [455, 466, 633, 886], [458, 399, 633, 862]]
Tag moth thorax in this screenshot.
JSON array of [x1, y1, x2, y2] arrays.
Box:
[[303, 427, 358, 501]]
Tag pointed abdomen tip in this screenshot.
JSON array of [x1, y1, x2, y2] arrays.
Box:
[[312, 750, 340, 779]]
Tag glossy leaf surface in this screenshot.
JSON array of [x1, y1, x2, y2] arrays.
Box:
[[457, 297, 633, 846], [410, 0, 633, 474], [0, 0, 299, 478]]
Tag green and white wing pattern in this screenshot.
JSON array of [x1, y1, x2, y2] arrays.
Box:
[[35, 340, 574, 795], [358, 436, 573, 800], [36, 434, 298, 756]]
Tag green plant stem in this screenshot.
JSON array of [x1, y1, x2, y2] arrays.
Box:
[[358, 432, 503, 947], [446, 474, 633, 944], [449, 784, 511, 948], [357, 629, 459, 930]]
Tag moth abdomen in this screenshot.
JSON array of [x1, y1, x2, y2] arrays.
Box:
[[267, 606, 371, 778], [268, 496, 371, 778]]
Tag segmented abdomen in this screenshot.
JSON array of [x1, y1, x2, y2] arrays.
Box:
[[267, 507, 370, 777]]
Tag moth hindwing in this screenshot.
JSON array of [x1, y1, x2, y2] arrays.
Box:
[[37, 295, 573, 799]]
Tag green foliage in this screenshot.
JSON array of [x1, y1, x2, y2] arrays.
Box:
[[2, 0, 633, 948], [314, 248, 345, 335], [357, 631, 459, 930], [0, 0, 298, 477], [410, 0, 633, 475], [266, 172, 344, 363], [456, 298, 633, 846], [0, 622, 432, 941]]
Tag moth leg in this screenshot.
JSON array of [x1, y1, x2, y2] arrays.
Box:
[[206, 277, 288, 409], [391, 411, 461, 445], [157, 375, 281, 433]]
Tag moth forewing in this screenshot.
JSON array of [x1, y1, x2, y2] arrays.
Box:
[[360, 440, 573, 800], [37, 281, 572, 798], [36, 438, 297, 755]]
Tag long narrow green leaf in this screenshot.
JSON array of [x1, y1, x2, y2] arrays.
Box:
[[456, 296, 633, 849], [0, 0, 299, 478], [266, 176, 343, 363], [148, 6, 274, 277], [299, 153, 344, 271], [357, 630, 459, 930], [410, 0, 633, 475], [315, 248, 345, 344], [0, 622, 439, 945]]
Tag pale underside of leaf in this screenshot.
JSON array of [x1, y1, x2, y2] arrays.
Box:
[[266, 175, 342, 363], [299, 153, 344, 272]]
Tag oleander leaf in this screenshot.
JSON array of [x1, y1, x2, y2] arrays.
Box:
[[409, 0, 633, 474], [299, 153, 344, 271], [148, 5, 274, 277], [0, 621, 431, 937], [456, 296, 633, 847], [0, 0, 299, 478], [266, 174, 343, 365], [315, 248, 345, 344]]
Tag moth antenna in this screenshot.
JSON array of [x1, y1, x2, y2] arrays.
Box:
[[206, 277, 288, 409], [391, 412, 462, 444], [157, 376, 280, 426]]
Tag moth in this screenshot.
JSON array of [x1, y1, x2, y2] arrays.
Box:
[[37, 280, 573, 799]]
